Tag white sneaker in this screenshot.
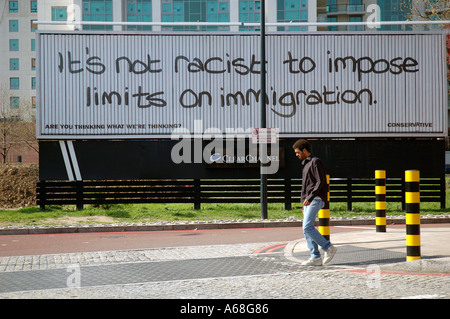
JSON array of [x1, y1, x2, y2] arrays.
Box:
[[301, 257, 322, 266], [323, 245, 337, 265]]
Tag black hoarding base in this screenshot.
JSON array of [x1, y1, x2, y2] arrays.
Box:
[[37, 138, 445, 210], [39, 138, 444, 180]]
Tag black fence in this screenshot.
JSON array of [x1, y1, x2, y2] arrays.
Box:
[[37, 177, 446, 211]]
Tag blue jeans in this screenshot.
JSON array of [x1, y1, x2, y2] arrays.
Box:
[[303, 198, 331, 258]]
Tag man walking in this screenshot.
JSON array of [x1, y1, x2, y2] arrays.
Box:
[[293, 139, 337, 266]]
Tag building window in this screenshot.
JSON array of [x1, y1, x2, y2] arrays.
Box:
[[31, 77, 36, 90], [10, 97, 20, 109], [349, 0, 363, 12], [378, 0, 410, 30], [31, 20, 37, 31], [10, 39, 19, 51], [207, 0, 229, 23], [327, 16, 337, 31], [10, 77, 20, 90], [327, 0, 337, 12], [31, 39, 35, 51], [239, 0, 260, 31], [10, 58, 19, 70], [161, 0, 230, 31], [349, 16, 363, 31], [32, 96, 36, 108], [52, 7, 68, 21], [277, 0, 308, 31], [31, 58, 36, 70], [82, 0, 113, 30], [31, 1, 37, 13], [9, 20, 19, 32], [161, 0, 184, 27], [9, 1, 18, 13], [127, 0, 152, 30]]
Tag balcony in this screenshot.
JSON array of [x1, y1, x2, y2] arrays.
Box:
[[327, 4, 365, 15]]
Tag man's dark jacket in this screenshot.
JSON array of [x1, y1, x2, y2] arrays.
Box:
[[301, 155, 328, 203]]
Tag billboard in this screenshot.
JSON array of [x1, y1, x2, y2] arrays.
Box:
[[37, 31, 448, 139]]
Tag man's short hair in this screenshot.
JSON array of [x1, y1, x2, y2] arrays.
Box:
[[292, 139, 311, 152]]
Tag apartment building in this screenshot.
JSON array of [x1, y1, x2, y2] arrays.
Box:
[[0, 0, 37, 108]]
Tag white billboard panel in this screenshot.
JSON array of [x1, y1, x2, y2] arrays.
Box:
[[37, 32, 448, 139]]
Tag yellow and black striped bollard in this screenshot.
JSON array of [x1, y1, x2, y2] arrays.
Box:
[[405, 170, 420, 261], [319, 174, 330, 241], [375, 170, 386, 232]]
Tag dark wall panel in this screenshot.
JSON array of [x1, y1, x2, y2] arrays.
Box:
[[39, 139, 444, 180]]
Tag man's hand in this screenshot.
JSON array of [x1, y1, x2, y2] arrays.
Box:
[[303, 199, 311, 206]]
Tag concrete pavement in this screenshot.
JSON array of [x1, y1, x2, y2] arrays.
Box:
[[0, 222, 448, 299], [285, 225, 450, 274]]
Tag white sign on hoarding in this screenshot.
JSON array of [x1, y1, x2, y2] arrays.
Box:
[[252, 128, 278, 144], [37, 32, 448, 139]]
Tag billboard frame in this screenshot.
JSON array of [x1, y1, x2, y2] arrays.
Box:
[[36, 30, 449, 140]]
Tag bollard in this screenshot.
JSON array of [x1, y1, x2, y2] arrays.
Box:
[[318, 175, 330, 241], [405, 170, 421, 261], [375, 170, 386, 232]]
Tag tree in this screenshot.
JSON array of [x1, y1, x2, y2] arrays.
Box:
[[401, 0, 450, 21], [0, 86, 38, 163], [401, 1, 449, 95]]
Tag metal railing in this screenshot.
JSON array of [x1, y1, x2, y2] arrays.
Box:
[[35, 20, 450, 29]]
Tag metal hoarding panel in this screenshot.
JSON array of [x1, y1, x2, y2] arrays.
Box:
[[37, 32, 447, 139]]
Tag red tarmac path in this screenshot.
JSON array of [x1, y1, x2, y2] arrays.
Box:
[[1, 224, 445, 257], [0, 225, 360, 257]]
